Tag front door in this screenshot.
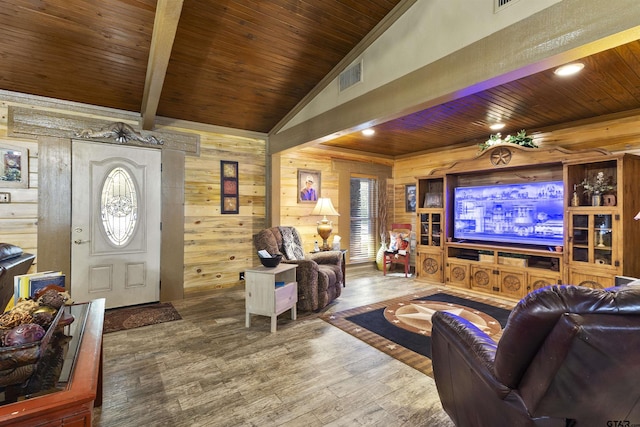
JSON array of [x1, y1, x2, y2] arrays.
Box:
[[71, 140, 161, 309]]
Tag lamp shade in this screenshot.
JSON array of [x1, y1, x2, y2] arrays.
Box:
[[311, 197, 340, 217]]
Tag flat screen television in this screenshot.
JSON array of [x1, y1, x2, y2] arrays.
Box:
[[453, 181, 564, 247]]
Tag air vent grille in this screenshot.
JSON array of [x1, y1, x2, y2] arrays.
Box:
[[494, 0, 521, 12], [339, 61, 362, 92]]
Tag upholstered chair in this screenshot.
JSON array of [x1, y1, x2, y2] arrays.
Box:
[[431, 285, 640, 427], [253, 226, 342, 311]]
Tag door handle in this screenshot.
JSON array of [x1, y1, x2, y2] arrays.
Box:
[[74, 239, 90, 245]]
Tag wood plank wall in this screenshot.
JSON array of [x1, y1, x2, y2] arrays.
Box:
[[183, 131, 266, 295], [0, 96, 267, 296], [1, 92, 640, 296]]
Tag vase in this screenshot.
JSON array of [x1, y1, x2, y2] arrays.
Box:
[[592, 193, 602, 207], [376, 243, 387, 271]]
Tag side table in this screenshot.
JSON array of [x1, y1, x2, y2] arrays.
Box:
[[245, 263, 297, 333]]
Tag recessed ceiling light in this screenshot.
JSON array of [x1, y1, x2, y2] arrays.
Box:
[[489, 123, 505, 130], [362, 128, 375, 136], [554, 62, 584, 77]]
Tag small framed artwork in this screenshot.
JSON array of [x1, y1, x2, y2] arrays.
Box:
[[405, 184, 416, 212], [221, 160, 239, 214], [298, 169, 320, 203], [424, 192, 443, 208], [0, 144, 28, 188]]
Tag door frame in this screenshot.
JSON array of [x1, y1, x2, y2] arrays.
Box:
[[37, 136, 185, 303]]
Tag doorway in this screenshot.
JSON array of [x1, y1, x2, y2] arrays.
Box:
[[71, 140, 161, 308]]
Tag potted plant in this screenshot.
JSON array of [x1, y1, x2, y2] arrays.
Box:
[[580, 171, 615, 206]]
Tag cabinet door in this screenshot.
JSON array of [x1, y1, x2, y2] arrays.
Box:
[[569, 213, 615, 266], [418, 251, 443, 282], [446, 260, 469, 288], [470, 265, 497, 293], [499, 268, 526, 299], [528, 271, 561, 293], [569, 269, 614, 289], [419, 211, 443, 247]]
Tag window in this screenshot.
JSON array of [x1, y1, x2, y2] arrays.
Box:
[[101, 166, 138, 246], [350, 177, 378, 262]]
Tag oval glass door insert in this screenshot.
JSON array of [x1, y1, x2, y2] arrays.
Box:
[[101, 166, 138, 246]]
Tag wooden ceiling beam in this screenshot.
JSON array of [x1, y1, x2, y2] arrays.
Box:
[[141, 0, 184, 131]]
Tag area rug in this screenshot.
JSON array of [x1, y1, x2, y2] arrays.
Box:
[[104, 302, 182, 333], [321, 288, 514, 376]]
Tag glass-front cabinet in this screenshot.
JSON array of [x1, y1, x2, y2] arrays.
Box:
[[569, 212, 614, 266], [419, 212, 442, 247]]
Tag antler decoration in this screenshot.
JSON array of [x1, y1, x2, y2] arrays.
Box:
[[75, 122, 164, 145]]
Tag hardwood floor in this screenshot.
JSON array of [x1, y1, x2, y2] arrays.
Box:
[[93, 265, 499, 426]]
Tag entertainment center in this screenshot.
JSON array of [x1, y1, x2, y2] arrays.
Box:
[[415, 144, 640, 298]]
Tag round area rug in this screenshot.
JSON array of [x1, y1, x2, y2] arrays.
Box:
[[383, 300, 502, 337]]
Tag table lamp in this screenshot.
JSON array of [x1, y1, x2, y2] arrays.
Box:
[[312, 197, 340, 250]]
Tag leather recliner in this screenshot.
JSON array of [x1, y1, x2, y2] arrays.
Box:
[[0, 243, 36, 311], [431, 285, 640, 427], [253, 226, 342, 311]]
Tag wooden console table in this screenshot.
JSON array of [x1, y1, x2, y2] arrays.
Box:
[[0, 298, 105, 426]]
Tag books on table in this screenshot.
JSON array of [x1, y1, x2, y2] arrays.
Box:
[[5, 271, 66, 312]]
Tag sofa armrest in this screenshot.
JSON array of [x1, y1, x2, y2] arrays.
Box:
[[308, 251, 341, 265], [432, 311, 510, 396]]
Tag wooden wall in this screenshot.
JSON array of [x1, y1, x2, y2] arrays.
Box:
[[183, 131, 266, 295], [0, 94, 267, 296], [275, 147, 393, 262]]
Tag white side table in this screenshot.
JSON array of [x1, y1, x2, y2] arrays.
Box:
[[245, 263, 297, 333]]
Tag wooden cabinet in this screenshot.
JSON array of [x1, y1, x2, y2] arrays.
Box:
[[417, 251, 443, 282], [245, 263, 297, 333], [416, 177, 445, 281], [446, 260, 470, 288], [412, 147, 640, 299], [564, 154, 640, 288], [444, 243, 562, 299]]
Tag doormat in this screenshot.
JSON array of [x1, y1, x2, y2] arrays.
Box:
[[321, 289, 513, 376], [104, 302, 182, 334]]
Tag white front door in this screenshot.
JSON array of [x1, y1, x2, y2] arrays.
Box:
[[71, 140, 161, 309]]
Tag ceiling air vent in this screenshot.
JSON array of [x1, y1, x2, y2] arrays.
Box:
[[494, 0, 521, 12], [339, 61, 362, 92]]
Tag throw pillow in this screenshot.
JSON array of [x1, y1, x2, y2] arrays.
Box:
[[388, 231, 409, 252], [279, 227, 305, 260]]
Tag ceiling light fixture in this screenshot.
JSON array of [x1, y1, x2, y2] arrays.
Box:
[[554, 62, 584, 77], [362, 128, 375, 136], [489, 123, 505, 131]]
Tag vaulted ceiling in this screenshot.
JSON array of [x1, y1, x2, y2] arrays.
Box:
[[1, 0, 639, 158]]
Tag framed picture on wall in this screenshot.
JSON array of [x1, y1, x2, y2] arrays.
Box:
[[405, 184, 416, 212], [0, 144, 28, 188], [298, 169, 321, 203], [221, 160, 239, 214]]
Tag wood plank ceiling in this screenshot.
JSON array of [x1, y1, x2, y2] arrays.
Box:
[[0, 0, 639, 158]]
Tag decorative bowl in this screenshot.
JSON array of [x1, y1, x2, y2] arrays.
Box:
[[259, 254, 283, 268]]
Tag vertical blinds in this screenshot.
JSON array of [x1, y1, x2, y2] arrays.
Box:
[[349, 177, 378, 262]]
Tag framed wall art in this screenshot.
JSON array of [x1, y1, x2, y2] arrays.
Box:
[[221, 160, 239, 214], [0, 144, 28, 188], [298, 169, 320, 203], [405, 184, 416, 212]]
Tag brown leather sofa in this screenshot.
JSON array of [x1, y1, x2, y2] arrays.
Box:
[[253, 226, 342, 311], [431, 285, 640, 427], [0, 243, 36, 311]]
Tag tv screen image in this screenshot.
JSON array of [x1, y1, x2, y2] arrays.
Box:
[[453, 181, 564, 247]]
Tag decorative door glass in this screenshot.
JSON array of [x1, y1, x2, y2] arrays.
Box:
[[100, 166, 139, 246]]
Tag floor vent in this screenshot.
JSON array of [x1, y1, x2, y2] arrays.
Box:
[[495, 0, 521, 12], [339, 61, 362, 92]]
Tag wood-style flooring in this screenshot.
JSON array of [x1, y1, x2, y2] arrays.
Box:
[[93, 265, 512, 426]]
